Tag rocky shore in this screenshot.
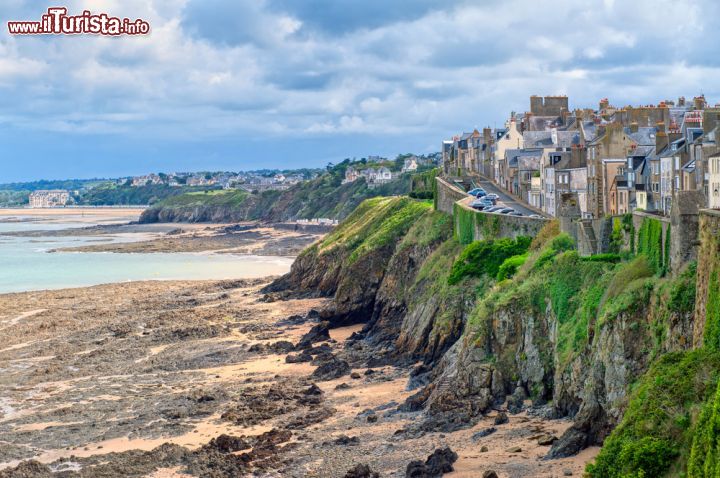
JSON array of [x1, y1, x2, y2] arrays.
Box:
[[0, 278, 592, 477], [2, 222, 324, 257]]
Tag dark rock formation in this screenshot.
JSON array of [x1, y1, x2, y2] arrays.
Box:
[[206, 434, 250, 453], [311, 355, 351, 381], [472, 427, 497, 441], [296, 321, 331, 349], [494, 411, 509, 425], [285, 352, 313, 363], [344, 464, 380, 478], [405, 447, 458, 477]]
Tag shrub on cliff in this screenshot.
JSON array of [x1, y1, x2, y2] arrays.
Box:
[[587, 349, 720, 478], [447, 236, 531, 285], [688, 380, 720, 477], [496, 254, 528, 281], [668, 261, 697, 314]]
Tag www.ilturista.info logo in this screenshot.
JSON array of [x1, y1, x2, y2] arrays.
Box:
[[8, 7, 150, 36]]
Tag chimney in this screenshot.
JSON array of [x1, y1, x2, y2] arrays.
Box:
[[678, 96, 686, 107], [483, 127, 492, 143], [599, 98, 609, 111], [598, 124, 607, 137], [694, 95, 706, 111], [630, 121, 639, 133], [656, 122, 669, 152], [571, 145, 586, 167]]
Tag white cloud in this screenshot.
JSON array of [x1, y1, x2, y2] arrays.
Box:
[[0, 0, 718, 148]]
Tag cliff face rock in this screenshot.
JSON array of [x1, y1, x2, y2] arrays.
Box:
[[140, 204, 253, 223], [265, 197, 445, 329], [139, 173, 412, 225], [271, 196, 704, 474], [404, 248, 697, 452]]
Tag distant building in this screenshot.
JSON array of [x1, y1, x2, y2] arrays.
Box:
[[187, 175, 216, 187], [402, 157, 419, 173], [131, 174, 162, 187], [29, 190, 70, 208], [343, 166, 361, 184], [708, 152, 720, 209]]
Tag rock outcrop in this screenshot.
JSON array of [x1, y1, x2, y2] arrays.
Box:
[[267, 195, 704, 475]]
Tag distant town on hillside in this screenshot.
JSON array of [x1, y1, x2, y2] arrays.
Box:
[[0, 153, 440, 208]]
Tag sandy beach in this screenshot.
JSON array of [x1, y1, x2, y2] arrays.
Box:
[[0, 278, 596, 477], [0, 208, 146, 220]]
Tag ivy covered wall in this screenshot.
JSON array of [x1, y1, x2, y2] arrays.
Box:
[[452, 201, 546, 245]]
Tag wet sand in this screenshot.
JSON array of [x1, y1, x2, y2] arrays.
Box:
[[0, 277, 597, 477], [0, 208, 145, 221]]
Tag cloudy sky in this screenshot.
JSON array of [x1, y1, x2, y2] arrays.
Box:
[[1, 0, 719, 182]]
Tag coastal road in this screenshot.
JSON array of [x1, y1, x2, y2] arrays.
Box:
[[472, 178, 544, 217]]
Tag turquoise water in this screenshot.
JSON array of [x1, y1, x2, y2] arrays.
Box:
[[0, 217, 294, 294]]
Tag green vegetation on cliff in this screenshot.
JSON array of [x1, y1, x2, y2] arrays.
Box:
[[637, 217, 667, 275], [81, 183, 215, 206], [453, 203, 502, 244], [141, 166, 413, 223], [587, 349, 720, 478], [155, 190, 251, 207], [688, 379, 720, 477], [409, 168, 439, 204], [447, 236, 531, 285], [314, 196, 431, 264], [464, 223, 684, 371]]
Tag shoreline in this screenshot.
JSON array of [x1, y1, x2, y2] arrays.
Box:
[[0, 278, 597, 477], [0, 207, 147, 218], [0, 214, 325, 294]]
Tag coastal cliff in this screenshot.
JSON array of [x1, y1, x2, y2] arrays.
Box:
[[267, 195, 718, 477], [139, 172, 412, 224]]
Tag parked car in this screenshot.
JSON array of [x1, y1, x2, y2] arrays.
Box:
[[467, 188, 486, 198], [470, 199, 488, 210], [485, 206, 504, 213], [529, 214, 542, 218], [485, 193, 499, 201], [482, 197, 497, 205], [508, 211, 523, 216], [498, 208, 515, 214]]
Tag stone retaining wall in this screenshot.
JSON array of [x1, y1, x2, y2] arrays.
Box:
[[453, 197, 548, 244], [435, 176, 468, 214], [693, 209, 720, 347]]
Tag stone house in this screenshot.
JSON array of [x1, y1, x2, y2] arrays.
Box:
[[543, 149, 588, 217], [343, 166, 361, 184], [401, 157, 418, 173], [29, 190, 70, 208], [494, 117, 523, 185], [708, 152, 720, 209]]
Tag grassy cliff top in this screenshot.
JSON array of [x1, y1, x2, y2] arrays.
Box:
[[153, 190, 251, 208], [314, 196, 433, 264]]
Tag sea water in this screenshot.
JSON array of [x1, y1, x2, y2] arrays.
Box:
[[0, 215, 293, 294]]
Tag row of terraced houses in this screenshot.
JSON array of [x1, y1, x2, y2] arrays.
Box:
[[442, 95, 720, 218]]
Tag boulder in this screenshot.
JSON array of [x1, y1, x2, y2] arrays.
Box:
[[344, 464, 380, 478], [296, 321, 331, 349], [405, 447, 458, 477], [494, 411, 509, 425], [471, 427, 497, 441], [311, 356, 350, 381]]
